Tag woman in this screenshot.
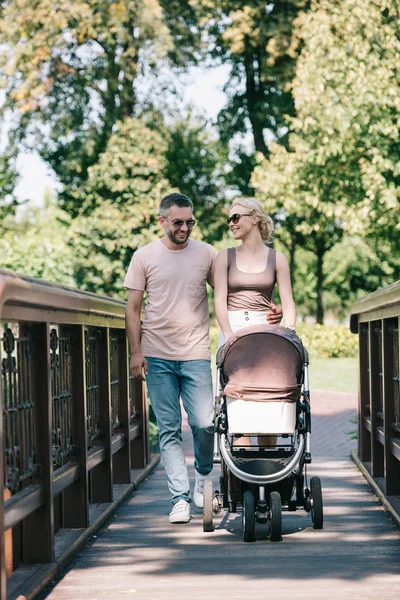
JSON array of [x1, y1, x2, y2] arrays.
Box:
[[214, 197, 296, 345], [214, 198, 296, 445]]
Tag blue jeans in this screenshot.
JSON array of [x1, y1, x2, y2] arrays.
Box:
[[145, 358, 214, 504]]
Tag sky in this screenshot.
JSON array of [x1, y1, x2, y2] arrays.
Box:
[[13, 65, 230, 206]]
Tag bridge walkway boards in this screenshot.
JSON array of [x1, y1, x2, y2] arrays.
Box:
[[42, 391, 400, 600]]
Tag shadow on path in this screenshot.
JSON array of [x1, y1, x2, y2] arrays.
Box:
[[42, 393, 400, 600]]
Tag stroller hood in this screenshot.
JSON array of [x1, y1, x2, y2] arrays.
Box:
[[216, 324, 308, 403]]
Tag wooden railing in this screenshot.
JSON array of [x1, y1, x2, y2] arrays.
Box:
[[350, 281, 400, 513], [0, 270, 157, 600]]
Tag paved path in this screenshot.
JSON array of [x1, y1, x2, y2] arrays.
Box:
[[44, 391, 400, 600]]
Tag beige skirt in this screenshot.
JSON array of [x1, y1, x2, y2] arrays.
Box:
[[217, 309, 268, 349]]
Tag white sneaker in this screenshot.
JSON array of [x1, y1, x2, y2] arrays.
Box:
[[169, 499, 191, 524], [193, 472, 208, 508]]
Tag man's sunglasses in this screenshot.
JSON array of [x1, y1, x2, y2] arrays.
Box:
[[227, 213, 253, 225], [165, 218, 196, 229]]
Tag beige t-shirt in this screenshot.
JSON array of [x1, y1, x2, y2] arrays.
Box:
[[124, 238, 216, 361]]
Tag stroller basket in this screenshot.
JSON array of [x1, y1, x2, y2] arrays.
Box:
[[219, 432, 305, 484]]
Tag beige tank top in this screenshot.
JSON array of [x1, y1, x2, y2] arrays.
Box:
[[227, 247, 276, 311]]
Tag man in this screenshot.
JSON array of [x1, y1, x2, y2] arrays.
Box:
[[124, 193, 282, 524]]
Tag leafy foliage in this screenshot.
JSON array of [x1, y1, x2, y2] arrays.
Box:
[[253, 0, 400, 322], [0, 145, 19, 220], [194, 1, 307, 150], [296, 323, 358, 359], [324, 236, 398, 316], [291, 0, 400, 246], [0, 0, 398, 327], [189, 0, 309, 194], [0, 0, 201, 215], [164, 115, 227, 243], [69, 117, 170, 296], [0, 195, 75, 284], [67, 114, 230, 297]]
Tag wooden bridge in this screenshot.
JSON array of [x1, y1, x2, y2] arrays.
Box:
[[0, 271, 399, 599]]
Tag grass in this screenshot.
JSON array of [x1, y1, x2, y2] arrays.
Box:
[[309, 357, 358, 394]]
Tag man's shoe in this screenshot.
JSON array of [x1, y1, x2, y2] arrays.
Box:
[[169, 499, 191, 524], [193, 472, 208, 509]]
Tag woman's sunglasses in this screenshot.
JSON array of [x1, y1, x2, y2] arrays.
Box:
[[227, 213, 253, 225]]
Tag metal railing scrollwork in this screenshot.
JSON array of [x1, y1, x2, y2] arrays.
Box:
[[50, 327, 76, 469], [2, 324, 38, 496], [110, 331, 121, 433], [85, 328, 102, 448]]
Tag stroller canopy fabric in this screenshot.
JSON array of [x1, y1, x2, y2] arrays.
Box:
[[217, 324, 307, 403]]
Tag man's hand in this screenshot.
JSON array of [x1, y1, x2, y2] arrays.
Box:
[[130, 351, 148, 381], [266, 302, 283, 325]]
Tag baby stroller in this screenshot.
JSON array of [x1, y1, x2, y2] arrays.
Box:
[[203, 324, 323, 542]]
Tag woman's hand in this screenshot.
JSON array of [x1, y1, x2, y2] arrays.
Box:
[[222, 329, 234, 343], [266, 303, 283, 325]]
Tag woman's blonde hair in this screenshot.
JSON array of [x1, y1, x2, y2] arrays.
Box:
[[230, 197, 274, 243]]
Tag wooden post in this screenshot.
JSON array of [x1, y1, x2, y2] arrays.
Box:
[[382, 318, 400, 495], [63, 326, 89, 527], [0, 342, 6, 599], [358, 323, 371, 462], [91, 328, 113, 503], [113, 335, 131, 484], [369, 320, 384, 478], [22, 323, 54, 563]]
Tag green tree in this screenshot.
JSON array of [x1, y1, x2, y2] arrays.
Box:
[[0, 144, 19, 220], [0, 193, 75, 284], [254, 0, 400, 323], [0, 0, 201, 216], [283, 236, 398, 321], [69, 117, 170, 296], [192, 0, 309, 192], [69, 114, 230, 295], [291, 0, 400, 248], [324, 236, 398, 317], [253, 142, 343, 323], [164, 115, 227, 243]]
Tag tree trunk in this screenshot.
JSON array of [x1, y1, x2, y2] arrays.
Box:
[[289, 236, 296, 286], [316, 249, 324, 324], [244, 52, 269, 157]]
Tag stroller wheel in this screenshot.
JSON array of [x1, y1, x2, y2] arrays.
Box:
[[203, 479, 214, 532], [242, 490, 256, 543], [310, 476, 323, 529], [269, 491, 282, 542]]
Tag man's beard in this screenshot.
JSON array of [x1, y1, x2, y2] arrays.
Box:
[[166, 228, 191, 245]]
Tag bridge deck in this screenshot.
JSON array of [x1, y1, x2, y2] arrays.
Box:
[[42, 391, 400, 600]]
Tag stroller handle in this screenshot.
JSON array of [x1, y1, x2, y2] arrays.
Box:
[[219, 433, 305, 485]]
